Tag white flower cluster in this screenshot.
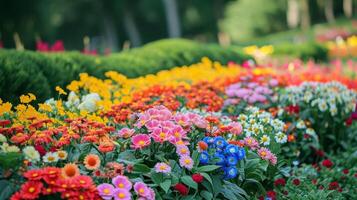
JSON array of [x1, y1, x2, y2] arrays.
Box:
[[280, 81, 356, 116], [238, 107, 287, 145]]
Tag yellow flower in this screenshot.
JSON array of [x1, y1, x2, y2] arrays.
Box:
[[55, 86, 67, 95], [20, 93, 36, 104]]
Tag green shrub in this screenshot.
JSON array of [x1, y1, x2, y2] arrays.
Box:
[[273, 42, 328, 61], [0, 39, 250, 103]]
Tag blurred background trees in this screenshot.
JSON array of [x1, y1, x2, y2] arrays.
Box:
[[0, 0, 356, 51]]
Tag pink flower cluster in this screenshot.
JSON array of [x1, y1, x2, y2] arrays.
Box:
[[257, 147, 277, 165], [131, 106, 204, 170], [97, 175, 155, 200], [224, 80, 275, 105]]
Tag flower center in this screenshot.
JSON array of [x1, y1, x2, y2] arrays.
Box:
[[139, 188, 145, 193], [48, 156, 55, 161], [103, 188, 110, 194], [32, 173, 38, 177], [185, 159, 191, 164], [181, 149, 187, 154], [159, 165, 166, 170], [159, 132, 166, 139], [118, 183, 124, 188], [88, 157, 97, 166], [29, 187, 35, 193], [138, 140, 145, 146], [118, 193, 125, 198]]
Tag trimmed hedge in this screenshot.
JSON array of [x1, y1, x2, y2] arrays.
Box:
[[273, 42, 328, 61], [0, 39, 250, 103]]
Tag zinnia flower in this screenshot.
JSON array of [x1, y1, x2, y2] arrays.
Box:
[[62, 163, 80, 179], [57, 150, 68, 160], [192, 173, 204, 183], [176, 145, 190, 156], [97, 183, 115, 200], [19, 181, 43, 199], [113, 188, 132, 200], [134, 182, 150, 197], [117, 128, 135, 139], [43, 152, 59, 163], [131, 134, 151, 149], [322, 159, 333, 168], [83, 154, 101, 170], [179, 155, 194, 170], [274, 178, 286, 187], [292, 179, 300, 186], [112, 175, 132, 190], [23, 146, 40, 163], [154, 162, 171, 174], [23, 169, 43, 181]]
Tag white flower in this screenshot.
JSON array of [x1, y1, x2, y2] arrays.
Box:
[[318, 100, 328, 112], [260, 135, 270, 146], [275, 132, 287, 143], [65, 91, 80, 108], [306, 128, 316, 136], [57, 150, 68, 160], [303, 92, 313, 102], [23, 146, 40, 162], [296, 120, 306, 129], [78, 93, 101, 112], [7, 145, 20, 153], [43, 152, 59, 163], [329, 105, 337, 116], [0, 134, 7, 143]]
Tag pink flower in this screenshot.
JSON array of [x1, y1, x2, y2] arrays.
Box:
[[145, 119, 160, 131], [154, 162, 171, 174], [117, 128, 135, 139], [131, 134, 151, 149], [258, 147, 272, 160], [134, 182, 151, 197], [170, 125, 186, 141], [228, 122, 243, 135], [176, 145, 190, 156], [193, 119, 208, 129], [244, 137, 259, 150], [135, 114, 150, 128], [269, 153, 277, 165], [179, 155, 194, 170], [113, 188, 132, 200], [150, 127, 170, 143], [112, 175, 132, 190], [97, 183, 115, 200], [174, 114, 190, 127]]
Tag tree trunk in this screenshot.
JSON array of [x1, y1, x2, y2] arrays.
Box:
[[300, 0, 311, 30], [324, 0, 335, 23], [123, 8, 142, 47], [162, 0, 181, 38], [287, 0, 300, 29], [343, 0, 353, 18], [103, 16, 119, 51]]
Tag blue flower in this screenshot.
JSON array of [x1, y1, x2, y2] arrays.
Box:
[[225, 144, 239, 155], [214, 136, 227, 149], [199, 151, 210, 165], [226, 156, 238, 166], [214, 153, 226, 165], [224, 166, 238, 179], [203, 137, 214, 145], [236, 148, 246, 160]]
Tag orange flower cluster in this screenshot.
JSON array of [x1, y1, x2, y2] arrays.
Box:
[[11, 167, 99, 200]]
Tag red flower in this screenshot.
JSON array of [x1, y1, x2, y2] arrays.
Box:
[[23, 169, 43, 181], [328, 182, 339, 190], [34, 145, 47, 156], [192, 173, 204, 183], [354, 173, 357, 178], [197, 141, 208, 151], [311, 179, 317, 185], [266, 190, 276, 199], [274, 178, 286, 187], [322, 159, 333, 168], [292, 179, 301, 186], [74, 175, 94, 189], [315, 150, 325, 157], [342, 169, 349, 174], [19, 181, 43, 199], [346, 117, 353, 126], [0, 119, 11, 127], [173, 183, 189, 196]]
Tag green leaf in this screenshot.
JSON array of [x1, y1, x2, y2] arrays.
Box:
[[196, 165, 221, 172], [0, 180, 15, 200], [200, 172, 213, 186], [0, 152, 23, 170], [200, 190, 213, 200], [133, 163, 151, 174], [160, 179, 171, 194], [181, 176, 198, 189], [150, 172, 163, 184], [181, 195, 195, 200]]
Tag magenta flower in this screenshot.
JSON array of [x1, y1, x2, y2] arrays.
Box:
[[150, 127, 170, 143], [258, 147, 273, 161], [97, 183, 115, 200], [176, 145, 190, 156], [179, 155, 194, 170], [228, 122, 243, 135], [131, 134, 151, 149], [170, 125, 186, 141], [134, 182, 151, 197], [113, 188, 132, 200], [117, 128, 135, 139], [135, 113, 150, 128], [174, 114, 190, 127], [112, 175, 132, 190], [145, 119, 160, 131], [154, 162, 171, 174]]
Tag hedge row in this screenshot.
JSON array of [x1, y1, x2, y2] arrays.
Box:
[[0, 39, 251, 103], [273, 42, 329, 61]]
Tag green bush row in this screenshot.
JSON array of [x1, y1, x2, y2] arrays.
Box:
[[0, 39, 250, 104], [273, 42, 329, 61]]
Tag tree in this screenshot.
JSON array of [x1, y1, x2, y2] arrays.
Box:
[[287, 0, 300, 28], [324, 0, 335, 23], [162, 0, 181, 38], [300, 0, 311, 29], [343, 0, 353, 18]]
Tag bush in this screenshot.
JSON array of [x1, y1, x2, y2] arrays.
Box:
[[0, 39, 250, 103], [273, 42, 328, 61]]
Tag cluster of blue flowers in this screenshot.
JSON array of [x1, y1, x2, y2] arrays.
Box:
[[199, 136, 245, 179]]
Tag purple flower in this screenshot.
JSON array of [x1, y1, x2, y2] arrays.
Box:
[[154, 162, 172, 174], [113, 188, 132, 200], [134, 182, 151, 197], [112, 175, 132, 190], [176, 145, 190, 156], [179, 155, 194, 170], [97, 183, 115, 200]]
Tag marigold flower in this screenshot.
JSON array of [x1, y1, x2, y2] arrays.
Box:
[[62, 163, 80, 179]]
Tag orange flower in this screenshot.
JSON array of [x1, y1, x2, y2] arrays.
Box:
[[98, 142, 115, 153], [83, 154, 101, 170], [288, 134, 295, 142], [62, 163, 80, 179]]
